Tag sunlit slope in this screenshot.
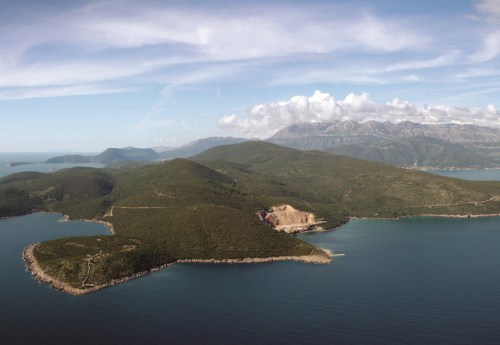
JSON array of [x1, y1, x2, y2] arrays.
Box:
[[193, 141, 500, 218]]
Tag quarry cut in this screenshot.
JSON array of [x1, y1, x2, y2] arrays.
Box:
[[258, 205, 326, 233]]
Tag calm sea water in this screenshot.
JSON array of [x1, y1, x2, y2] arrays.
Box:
[[426, 169, 500, 181], [2, 159, 500, 344], [0, 153, 102, 178], [1, 214, 500, 345]]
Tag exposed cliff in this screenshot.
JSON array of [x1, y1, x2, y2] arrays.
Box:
[[258, 205, 326, 233]]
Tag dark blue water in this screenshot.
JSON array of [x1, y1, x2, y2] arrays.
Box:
[[1, 213, 500, 345]]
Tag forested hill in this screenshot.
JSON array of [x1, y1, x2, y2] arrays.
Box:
[[3, 141, 500, 293]]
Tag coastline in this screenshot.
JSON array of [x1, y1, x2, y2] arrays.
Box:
[[24, 243, 172, 295], [413, 213, 500, 218], [177, 247, 333, 265], [23, 244, 332, 295], [58, 213, 115, 235], [20, 211, 500, 296]]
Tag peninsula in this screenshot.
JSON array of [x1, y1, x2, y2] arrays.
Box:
[[6, 162, 33, 167], [3, 142, 500, 294]]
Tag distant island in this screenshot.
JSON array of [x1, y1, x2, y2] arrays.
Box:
[[44, 137, 250, 165], [6, 162, 33, 167], [3, 141, 500, 294]]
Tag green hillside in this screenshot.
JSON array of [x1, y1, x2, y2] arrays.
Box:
[[193, 141, 500, 218], [327, 136, 492, 168], [4, 141, 500, 293]]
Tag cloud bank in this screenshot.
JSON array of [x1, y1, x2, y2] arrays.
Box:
[[218, 91, 500, 138]]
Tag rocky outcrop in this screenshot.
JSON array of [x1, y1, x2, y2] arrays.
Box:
[[257, 205, 326, 233]]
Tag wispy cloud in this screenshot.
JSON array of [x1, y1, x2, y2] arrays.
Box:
[[469, 30, 500, 62], [384, 50, 462, 72], [0, 1, 431, 99], [472, 0, 500, 23], [0, 85, 132, 100], [0, 0, 499, 108]]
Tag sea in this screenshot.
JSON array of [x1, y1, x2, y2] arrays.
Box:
[[0, 153, 102, 178], [2, 156, 500, 344]]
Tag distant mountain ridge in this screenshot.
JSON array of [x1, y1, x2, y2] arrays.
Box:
[[270, 120, 500, 143], [45, 137, 250, 165], [44, 122, 500, 169], [267, 120, 500, 168], [157, 137, 250, 160], [45, 147, 157, 164]]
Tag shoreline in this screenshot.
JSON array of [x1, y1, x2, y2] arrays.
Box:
[[177, 248, 333, 265], [58, 213, 115, 235], [408, 213, 500, 218], [19, 211, 500, 296], [23, 244, 333, 295], [24, 243, 172, 295]]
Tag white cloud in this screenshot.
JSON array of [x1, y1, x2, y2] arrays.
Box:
[[469, 30, 500, 62], [0, 85, 131, 100], [384, 50, 461, 72], [65, 2, 426, 59], [473, 0, 500, 23], [0, 0, 496, 102], [0, 0, 430, 98], [270, 51, 462, 86], [218, 90, 500, 138]]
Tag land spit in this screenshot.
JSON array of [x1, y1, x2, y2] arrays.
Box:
[[24, 244, 333, 295]]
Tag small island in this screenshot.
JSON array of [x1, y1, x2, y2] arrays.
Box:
[[3, 141, 500, 294], [6, 162, 33, 167]]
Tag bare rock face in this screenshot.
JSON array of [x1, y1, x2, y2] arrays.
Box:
[[257, 205, 326, 233]]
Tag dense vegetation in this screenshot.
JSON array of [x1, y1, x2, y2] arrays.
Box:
[[327, 136, 492, 168], [4, 141, 500, 291]]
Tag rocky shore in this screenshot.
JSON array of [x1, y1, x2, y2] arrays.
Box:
[[23, 244, 332, 295], [177, 248, 333, 265], [24, 243, 172, 295]]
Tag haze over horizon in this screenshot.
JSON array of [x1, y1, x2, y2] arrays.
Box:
[[1, 0, 500, 152]]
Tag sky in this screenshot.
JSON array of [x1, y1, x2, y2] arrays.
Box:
[[1, 0, 500, 152]]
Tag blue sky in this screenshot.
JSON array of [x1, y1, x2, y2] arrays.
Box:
[[1, 0, 500, 151]]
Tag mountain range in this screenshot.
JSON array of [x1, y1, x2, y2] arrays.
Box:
[[268, 120, 500, 168], [44, 121, 500, 169]]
